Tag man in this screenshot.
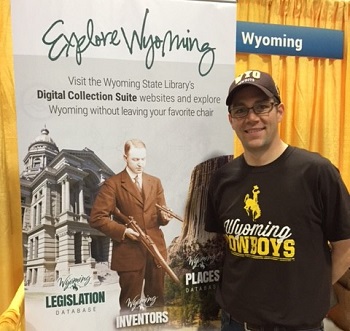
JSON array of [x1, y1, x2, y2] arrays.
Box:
[[205, 70, 350, 330], [90, 139, 172, 312]]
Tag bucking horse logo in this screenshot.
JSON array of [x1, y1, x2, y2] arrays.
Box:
[[244, 185, 261, 221]]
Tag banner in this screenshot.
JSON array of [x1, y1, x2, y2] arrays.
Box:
[[11, 0, 236, 330], [236, 21, 344, 59]]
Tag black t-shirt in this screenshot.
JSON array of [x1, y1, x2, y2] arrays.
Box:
[[205, 146, 350, 328]]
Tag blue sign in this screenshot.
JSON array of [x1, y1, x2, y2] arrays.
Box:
[[236, 21, 344, 59]]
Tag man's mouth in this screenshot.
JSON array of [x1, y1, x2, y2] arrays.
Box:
[[245, 128, 264, 134]]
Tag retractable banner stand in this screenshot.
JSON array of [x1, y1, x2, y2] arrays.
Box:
[[11, 0, 236, 330]]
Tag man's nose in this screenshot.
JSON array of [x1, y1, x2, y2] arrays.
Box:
[[246, 108, 260, 119]]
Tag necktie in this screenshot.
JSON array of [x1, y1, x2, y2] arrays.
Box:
[[134, 175, 142, 193]]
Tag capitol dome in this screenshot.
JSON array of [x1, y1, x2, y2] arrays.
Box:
[[21, 126, 60, 180], [28, 126, 59, 153]]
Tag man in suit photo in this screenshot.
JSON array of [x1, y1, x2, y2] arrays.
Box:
[[90, 139, 173, 313]]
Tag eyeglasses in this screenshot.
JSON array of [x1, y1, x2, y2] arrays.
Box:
[[229, 101, 279, 119]]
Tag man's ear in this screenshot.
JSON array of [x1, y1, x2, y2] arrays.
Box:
[[228, 113, 233, 126], [277, 103, 284, 122]]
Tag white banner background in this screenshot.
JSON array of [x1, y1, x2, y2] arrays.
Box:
[[11, 0, 236, 330]]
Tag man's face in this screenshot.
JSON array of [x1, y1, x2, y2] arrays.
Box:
[[228, 85, 284, 154], [124, 147, 146, 174]]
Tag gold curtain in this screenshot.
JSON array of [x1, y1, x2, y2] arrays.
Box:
[[0, 0, 24, 329], [0, 282, 24, 331], [235, 0, 350, 189]]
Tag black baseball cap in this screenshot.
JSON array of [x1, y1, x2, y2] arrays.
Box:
[[226, 70, 281, 106]]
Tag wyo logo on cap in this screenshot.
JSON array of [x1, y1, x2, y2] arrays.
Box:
[[234, 70, 263, 85]]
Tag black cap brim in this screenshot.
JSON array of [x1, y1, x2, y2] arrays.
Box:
[[226, 83, 277, 106]]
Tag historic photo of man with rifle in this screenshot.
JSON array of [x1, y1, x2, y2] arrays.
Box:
[[89, 138, 178, 313]]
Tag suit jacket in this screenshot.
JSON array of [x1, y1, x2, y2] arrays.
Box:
[[89, 169, 169, 272]]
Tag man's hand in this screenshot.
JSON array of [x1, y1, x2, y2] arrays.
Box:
[[160, 205, 174, 221], [124, 228, 140, 241]]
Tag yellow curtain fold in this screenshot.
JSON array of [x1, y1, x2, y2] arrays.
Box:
[[235, 0, 350, 190], [0, 281, 24, 331], [0, 0, 25, 329]]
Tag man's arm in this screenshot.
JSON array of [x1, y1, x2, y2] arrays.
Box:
[[330, 238, 350, 284], [154, 178, 170, 225], [90, 181, 126, 242]]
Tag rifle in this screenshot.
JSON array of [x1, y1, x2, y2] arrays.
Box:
[[155, 204, 184, 222], [113, 208, 180, 284]]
